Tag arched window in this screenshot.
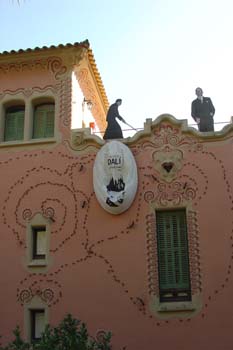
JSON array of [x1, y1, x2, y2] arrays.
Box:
[[33, 103, 55, 139], [4, 105, 25, 141]]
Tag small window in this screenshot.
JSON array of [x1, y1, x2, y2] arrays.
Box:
[[30, 309, 45, 342], [33, 103, 55, 139], [26, 214, 51, 270], [156, 209, 191, 303], [4, 106, 24, 141], [32, 226, 46, 260]]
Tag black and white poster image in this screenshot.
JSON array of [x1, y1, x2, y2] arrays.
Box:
[[93, 140, 138, 214]]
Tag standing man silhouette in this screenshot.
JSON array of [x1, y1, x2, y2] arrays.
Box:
[[191, 87, 215, 132], [103, 99, 126, 140]]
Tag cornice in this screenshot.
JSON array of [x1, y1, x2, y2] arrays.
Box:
[[70, 114, 233, 153]]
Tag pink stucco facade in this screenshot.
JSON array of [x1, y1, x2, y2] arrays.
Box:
[[1, 44, 233, 349]]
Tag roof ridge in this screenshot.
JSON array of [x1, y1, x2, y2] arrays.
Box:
[[0, 40, 90, 56]]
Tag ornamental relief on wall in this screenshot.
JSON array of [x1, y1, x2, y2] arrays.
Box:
[[0, 85, 60, 101], [143, 123, 203, 150], [131, 122, 203, 157], [137, 122, 208, 206], [152, 146, 183, 183], [144, 180, 197, 207], [0, 56, 68, 80], [17, 276, 62, 307]]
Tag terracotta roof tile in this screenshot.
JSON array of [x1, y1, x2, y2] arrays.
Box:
[[88, 48, 109, 111], [0, 40, 90, 56], [0, 40, 109, 112]]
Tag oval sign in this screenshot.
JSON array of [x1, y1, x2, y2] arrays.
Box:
[[93, 140, 138, 214]]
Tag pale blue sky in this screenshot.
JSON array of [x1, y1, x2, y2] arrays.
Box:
[[1, 0, 233, 133]]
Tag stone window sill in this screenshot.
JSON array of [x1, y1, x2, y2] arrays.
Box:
[[0, 138, 56, 148], [158, 301, 195, 312], [28, 260, 48, 267]]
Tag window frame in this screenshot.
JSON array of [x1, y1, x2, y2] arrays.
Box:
[[24, 296, 49, 343], [156, 208, 191, 303], [0, 92, 57, 145], [32, 226, 46, 260], [26, 213, 52, 271], [4, 105, 25, 142], [30, 309, 45, 342], [32, 102, 55, 139]]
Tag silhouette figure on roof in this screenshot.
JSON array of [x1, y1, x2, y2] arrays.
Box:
[[103, 99, 126, 140], [191, 87, 215, 132]]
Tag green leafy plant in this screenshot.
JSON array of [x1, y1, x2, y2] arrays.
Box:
[[1, 314, 112, 350], [0, 326, 30, 350]]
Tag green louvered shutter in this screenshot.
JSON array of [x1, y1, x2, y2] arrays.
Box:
[[33, 104, 54, 139], [156, 209, 191, 302], [4, 107, 24, 141], [45, 109, 55, 137]]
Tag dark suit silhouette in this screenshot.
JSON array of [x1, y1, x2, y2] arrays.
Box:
[[191, 97, 215, 132]]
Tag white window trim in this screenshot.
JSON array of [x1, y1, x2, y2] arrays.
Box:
[[0, 90, 59, 146], [24, 295, 49, 343], [25, 213, 52, 272]]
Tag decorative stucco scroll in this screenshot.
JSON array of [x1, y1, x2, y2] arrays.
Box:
[[17, 277, 62, 307], [71, 128, 104, 152], [0, 85, 60, 101], [0, 56, 67, 80], [59, 77, 72, 127], [144, 180, 197, 207]]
